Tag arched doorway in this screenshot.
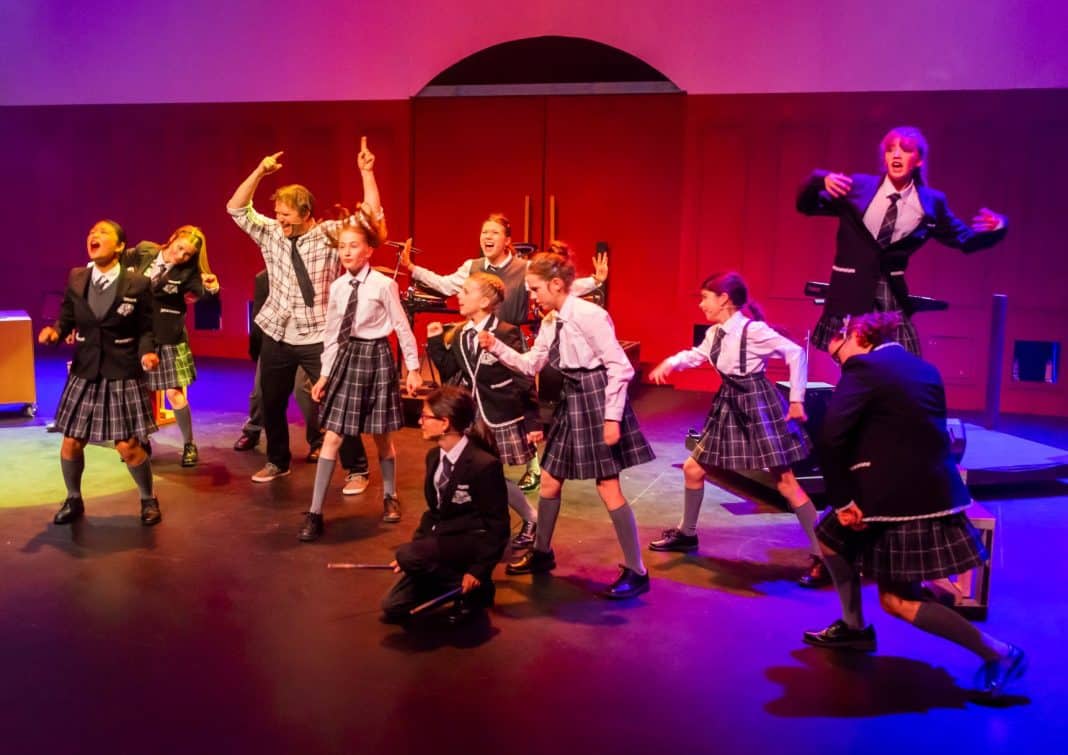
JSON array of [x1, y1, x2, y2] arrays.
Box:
[[411, 36, 685, 356]]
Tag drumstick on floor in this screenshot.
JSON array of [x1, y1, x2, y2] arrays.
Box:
[[326, 563, 395, 570]]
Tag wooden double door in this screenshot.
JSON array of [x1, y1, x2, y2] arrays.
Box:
[[411, 93, 684, 352]]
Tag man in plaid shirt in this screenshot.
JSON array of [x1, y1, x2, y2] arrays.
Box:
[[227, 140, 383, 485]]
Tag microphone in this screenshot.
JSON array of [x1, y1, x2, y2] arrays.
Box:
[[384, 240, 424, 255]]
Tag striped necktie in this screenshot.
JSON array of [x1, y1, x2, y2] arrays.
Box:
[[708, 327, 726, 367], [876, 192, 902, 248], [337, 278, 360, 344]]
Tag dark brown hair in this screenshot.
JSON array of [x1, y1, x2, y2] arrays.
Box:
[[425, 385, 499, 457], [845, 311, 902, 347], [527, 250, 576, 289], [700, 271, 765, 321]]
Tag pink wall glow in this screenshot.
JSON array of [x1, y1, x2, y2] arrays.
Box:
[[3, 0, 1068, 106]]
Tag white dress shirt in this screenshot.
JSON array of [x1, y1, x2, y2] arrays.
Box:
[[862, 177, 923, 244], [488, 294, 633, 421], [666, 311, 808, 402], [412, 255, 599, 298], [320, 263, 420, 377], [90, 262, 122, 289]]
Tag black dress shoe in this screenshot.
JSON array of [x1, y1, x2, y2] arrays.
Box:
[[974, 645, 1027, 698], [798, 555, 832, 588], [140, 497, 162, 526], [802, 619, 876, 652], [181, 442, 199, 467], [598, 566, 651, 599], [506, 548, 555, 575], [53, 496, 85, 525], [511, 520, 537, 549], [649, 527, 699, 552], [233, 431, 259, 451], [306, 445, 322, 463], [298, 512, 324, 541]]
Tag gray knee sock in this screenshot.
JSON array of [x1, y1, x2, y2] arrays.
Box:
[[309, 456, 337, 514], [533, 496, 561, 551], [678, 486, 704, 536], [506, 480, 536, 523], [380, 457, 396, 497], [824, 552, 864, 629], [127, 458, 155, 500], [912, 601, 1004, 662], [609, 502, 646, 575], [794, 500, 822, 557], [60, 456, 85, 499], [174, 404, 194, 444]]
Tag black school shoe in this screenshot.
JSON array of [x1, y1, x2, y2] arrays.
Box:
[[181, 442, 199, 467], [506, 548, 555, 575], [598, 566, 651, 599], [973, 645, 1027, 698], [53, 496, 85, 525], [802, 619, 876, 652], [140, 497, 162, 526], [649, 528, 699, 552]]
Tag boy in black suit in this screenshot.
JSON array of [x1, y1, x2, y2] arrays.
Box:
[[803, 312, 1025, 698], [797, 126, 1007, 354]]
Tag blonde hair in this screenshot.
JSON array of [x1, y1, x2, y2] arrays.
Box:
[[326, 204, 387, 249], [271, 184, 315, 217], [165, 224, 213, 276]]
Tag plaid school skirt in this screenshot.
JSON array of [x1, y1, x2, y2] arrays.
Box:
[[319, 337, 403, 435], [541, 366, 654, 480], [488, 419, 534, 466], [692, 372, 811, 471], [54, 375, 158, 442], [146, 342, 197, 390], [811, 277, 921, 355], [816, 509, 987, 583]]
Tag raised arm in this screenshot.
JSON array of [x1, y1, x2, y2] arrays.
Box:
[[227, 152, 283, 211], [796, 170, 852, 216], [356, 136, 381, 219]]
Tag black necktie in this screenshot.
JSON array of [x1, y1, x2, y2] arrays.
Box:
[[876, 192, 902, 248], [290, 237, 316, 308], [708, 327, 726, 367], [150, 259, 167, 286], [337, 278, 360, 344], [548, 318, 563, 366], [463, 328, 477, 359], [436, 456, 453, 504]]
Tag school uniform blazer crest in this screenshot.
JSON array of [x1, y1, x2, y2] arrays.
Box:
[[426, 316, 540, 432], [122, 243, 208, 346], [53, 265, 155, 380], [820, 344, 971, 521], [796, 171, 1007, 317], [414, 443, 511, 581]]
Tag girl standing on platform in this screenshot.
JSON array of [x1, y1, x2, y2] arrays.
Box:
[[426, 272, 540, 548], [647, 272, 829, 587], [299, 211, 423, 541], [38, 220, 162, 526], [124, 225, 219, 467], [478, 251, 655, 599]]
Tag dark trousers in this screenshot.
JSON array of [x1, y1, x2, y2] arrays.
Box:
[[243, 359, 320, 446], [381, 536, 494, 617], [259, 337, 367, 472]]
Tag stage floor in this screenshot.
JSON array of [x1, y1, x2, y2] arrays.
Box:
[[1, 354, 1066, 754]]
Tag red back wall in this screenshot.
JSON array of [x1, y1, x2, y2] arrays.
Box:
[[2, 89, 1065, 415]]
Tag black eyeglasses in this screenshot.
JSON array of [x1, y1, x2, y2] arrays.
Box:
[[830, 338, 846, 365]]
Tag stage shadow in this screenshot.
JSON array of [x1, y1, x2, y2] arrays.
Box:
[[764, 647, 1030, 717], [152, 460, 233, 487], [494, 573, 636, 626], [380, 610, 500, 653], [652, 552, 805, 597], [20, 515, 158, 557]]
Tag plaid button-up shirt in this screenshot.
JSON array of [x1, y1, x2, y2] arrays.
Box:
[[229, 203, 349, 342]]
